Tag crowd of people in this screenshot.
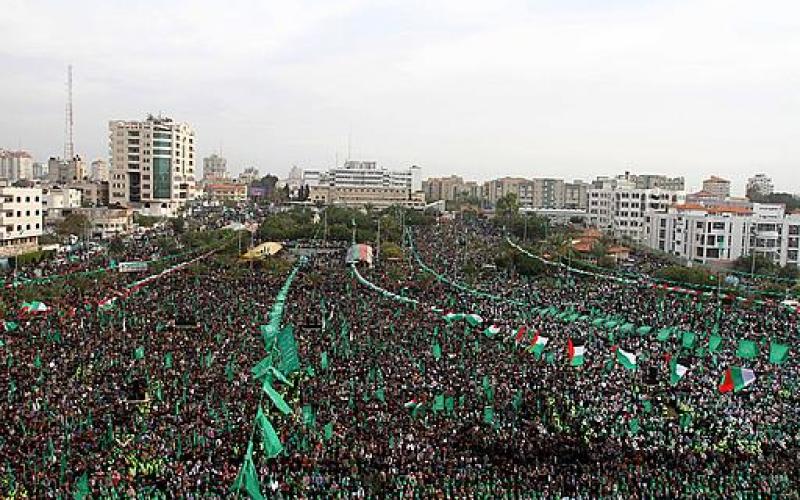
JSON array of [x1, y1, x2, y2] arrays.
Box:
[[0, 215, 797, 497]]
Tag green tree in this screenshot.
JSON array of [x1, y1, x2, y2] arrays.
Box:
[[56, 213, 90, 238], [495, 193, 520, 220]]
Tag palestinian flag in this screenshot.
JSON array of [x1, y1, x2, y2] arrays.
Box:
[[567, 338, 585, 366], [98, 297, 117, 311], [615, 347, 637, 370], [483, 325, 500, 338], [669, 358, 688, 386], [529, 332, 549, 356], [513, 326, 527, 344], [719, 367, 756, 393], [21, 301, 49, 313]]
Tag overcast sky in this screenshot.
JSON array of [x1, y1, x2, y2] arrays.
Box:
[[2, 0, 799, 194]]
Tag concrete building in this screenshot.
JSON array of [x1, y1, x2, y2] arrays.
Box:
[[238, 167, 260, 185], [204, 182, 247, 202], [282, 165, 304, 191], [202, 153, 228, 182], [108, 115, 197, 216], [68, 181, 109, 207], [0, 150, 34, 181], [588, 175, 684, 243], [32, 162, 47, 179], [747, 174, 774, 197], [522, 207, 587, 225], [519, 178, 566, 209], [76, 207, 134, 239], [481, 177, 529, 206], [304, 161, 422, 194], [48, 156, 87, 184], [644, 203, 800, 268], [633, 174, 685, 191], [90, 159, 110, 182], [41, 186, 82, 223], [702, 176, 731, 199], [308, 185, 426, 210], [0, 187, 43, 257], [564, 181, 589, 210], [422, 175, 480, 202]]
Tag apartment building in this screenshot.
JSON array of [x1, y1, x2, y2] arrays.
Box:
[[588, 176, 684, 242], [0, 150, 34, 181], [644, 203, 800, 267], [108, 114, 196, 216], [202, 153, 228, 182], [702, 176, 731, 199], [0, 187, 43, 257], [422, 175, 480, 202]]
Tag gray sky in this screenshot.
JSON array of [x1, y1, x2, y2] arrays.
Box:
[[2, 0, 799, 194]]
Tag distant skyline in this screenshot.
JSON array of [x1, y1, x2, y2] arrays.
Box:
[[2, 0, 799, 196]]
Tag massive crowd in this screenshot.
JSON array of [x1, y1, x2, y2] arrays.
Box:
[[0, 216, 798, 497]]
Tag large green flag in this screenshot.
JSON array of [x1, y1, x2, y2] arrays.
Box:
[[737, 340, 758, 359], [769, 342, 789, 365], [232, 442, 264, 499], [656, 328, 672, 342], [262, 381, 292, 415], [681, 331, 696, 349], [255, 407, 283, 458], [277, 326, 300, 374], [708, 335, 723, 353]]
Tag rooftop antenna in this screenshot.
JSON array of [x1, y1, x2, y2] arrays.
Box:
[[64, 64, 74, 160], [347, 130, 351, 162]]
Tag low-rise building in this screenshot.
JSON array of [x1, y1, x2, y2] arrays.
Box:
[[76, 207, 135, 239], [308, 185, 426, 210], [204, 182, 247, 202], [42, 186, 82, 223]]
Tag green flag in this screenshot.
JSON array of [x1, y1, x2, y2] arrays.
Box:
[[679, 413, 692, 430], [303, 405, 316, 427], [262, 381, 292, 415], [737, 339, 758, 359], [324, 422, 333, 441], [320, 352, 328, 370], [708, 335, 722, 353], [769, 342, 789, 365], [134, 346, 145, 360], [629, 418, 640, 435], [72, 471, 89, 500], [432, 343, 442, 361], [433, 394, 445, 412], [483, 406, 494, 424], [681, 331, 696, 349], [164, 352, 173, 369], [255, 407, 283, 458]]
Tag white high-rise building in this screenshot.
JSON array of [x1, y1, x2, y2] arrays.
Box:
[[588, 175, 684, 243], [108, 115, 196, 216], [303, 161, 422, 192], [746, 174, 774, 197], [0, 150, 35, 182]]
